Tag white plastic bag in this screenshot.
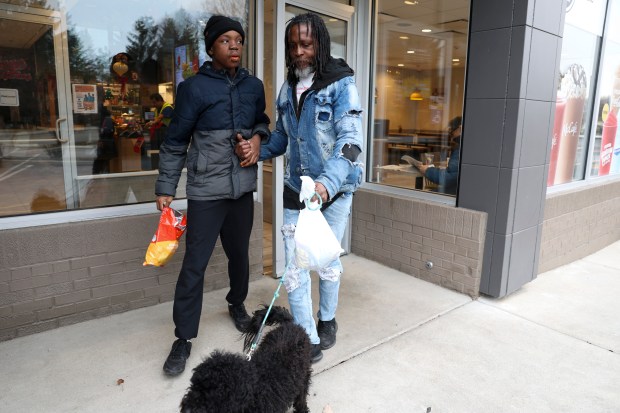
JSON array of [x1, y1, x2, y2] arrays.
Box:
[[294, 177, 344, 270]]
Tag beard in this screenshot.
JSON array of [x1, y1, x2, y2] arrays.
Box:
[[294, 61, 315, 79]]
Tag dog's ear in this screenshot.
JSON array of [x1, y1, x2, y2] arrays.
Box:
[[243, 305, 295, 351]]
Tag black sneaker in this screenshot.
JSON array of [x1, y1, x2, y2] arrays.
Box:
[[228, 303, 251, 332], [163, 339, 192, 376], [311, 343, 323, 363], [318, 318, 338, 350]]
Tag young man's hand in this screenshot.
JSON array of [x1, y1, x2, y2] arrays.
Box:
[[235, 133, 261, 167], [156, 195, 174, 211]]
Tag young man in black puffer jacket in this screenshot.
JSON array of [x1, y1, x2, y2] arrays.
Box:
[[155, 15, 270, 377]]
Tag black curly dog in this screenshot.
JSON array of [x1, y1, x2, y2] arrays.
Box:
[[180, 305, 312, 413]]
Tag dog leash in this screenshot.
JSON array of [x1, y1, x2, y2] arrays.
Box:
[[246, 192, 322, 361], [246, 261, 289, 361]]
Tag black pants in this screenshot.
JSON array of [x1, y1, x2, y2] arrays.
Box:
[[173, 192, 254, 339]]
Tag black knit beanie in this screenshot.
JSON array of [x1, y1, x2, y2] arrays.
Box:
[[203, 15, 245, 55]]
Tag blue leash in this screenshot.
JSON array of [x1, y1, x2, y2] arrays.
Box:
[[246, 262, 288, 361], [245, 192, 322, 361]]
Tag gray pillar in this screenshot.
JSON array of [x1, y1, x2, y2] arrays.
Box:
[[458, 0, 566, 297]]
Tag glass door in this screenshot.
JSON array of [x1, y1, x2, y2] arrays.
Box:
[[265, 0, 355, 276], [0, 4, 75, 217]]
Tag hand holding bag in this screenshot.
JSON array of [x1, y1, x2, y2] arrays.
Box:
[[293, 176, 344, 270], [143, 206, 187, 267]]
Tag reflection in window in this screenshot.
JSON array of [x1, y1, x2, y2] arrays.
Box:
[[369, 1, 469, 196], [70, 4, 248, 209], [69, 7, 224, 180], [548, 0, 606, 187], [549, 25, 599, 186], [589, 0, 620, 178], [71, 11, 206, 178], [0, 17, 67, 217], [0, 1, 250, 217]]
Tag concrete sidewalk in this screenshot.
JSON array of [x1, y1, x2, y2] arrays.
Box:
[[1, 242, 619, 412]]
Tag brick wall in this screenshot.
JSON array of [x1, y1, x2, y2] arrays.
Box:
[[350, 189, 487, 297], [539, 179, 620, 273], [0, 203, 263, 342]]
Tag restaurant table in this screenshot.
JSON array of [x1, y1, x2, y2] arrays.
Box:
[[374, 163, 446, 191]]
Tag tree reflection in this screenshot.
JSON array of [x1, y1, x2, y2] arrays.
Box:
[[68, 26, 100, 83], [65, 11, 205, 86], [126, 17, 159, 78]]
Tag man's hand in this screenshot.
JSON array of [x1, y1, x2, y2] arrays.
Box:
[[235, 133, 261, 167], [418, 164, 429, 175], [313, 182, 329, 203], [156, 195, 173, 211]]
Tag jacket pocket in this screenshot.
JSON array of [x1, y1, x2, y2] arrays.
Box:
[[315, 95, 333, 132], [196, 152, 208, 184], [186, 150, 197, 184]]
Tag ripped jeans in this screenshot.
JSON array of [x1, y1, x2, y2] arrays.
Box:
[[282, 192, 353, 345]]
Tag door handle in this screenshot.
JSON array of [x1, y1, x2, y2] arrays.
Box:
[[55, 117, 68, 143]]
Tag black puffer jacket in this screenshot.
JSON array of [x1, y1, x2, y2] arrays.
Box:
[[156, 62, 270, 200]]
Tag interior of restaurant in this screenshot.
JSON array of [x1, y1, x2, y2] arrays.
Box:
[[368, 2, 468, 192]]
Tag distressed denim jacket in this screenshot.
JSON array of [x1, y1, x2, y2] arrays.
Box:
[[259, 75, 364, 199]]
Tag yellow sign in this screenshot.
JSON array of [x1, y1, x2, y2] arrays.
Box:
[[602, 103, 610, 122]]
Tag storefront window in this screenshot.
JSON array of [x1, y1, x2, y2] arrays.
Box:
[[368, 0, 469, 196], [548, 0, 606, 187], [0, 1, 249, 217], [589, 0, 620, 177]]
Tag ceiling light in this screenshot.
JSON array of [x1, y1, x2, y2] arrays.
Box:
[[404, 0, 419, 4], [452, 58, 460, 62], [407, 50, 415, 54], [399, 36, 409, 39], [397, 64, 404, 67], [422, 29, 432, 33], [409, 90, 423, 101]]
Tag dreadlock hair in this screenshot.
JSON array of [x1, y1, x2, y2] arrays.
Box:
[[284, 13, 331, 85]]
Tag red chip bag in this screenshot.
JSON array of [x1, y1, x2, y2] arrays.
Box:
[[143, 206, 187, 267]]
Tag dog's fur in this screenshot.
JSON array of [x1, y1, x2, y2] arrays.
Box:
[[180, 306, 312, 413]]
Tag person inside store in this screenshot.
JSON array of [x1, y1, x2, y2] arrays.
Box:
[[155, 15, 270, 377], [147, 93, 174, 133], [146, 93, 174, 169], [236, 12, 364, 364], [417, 116, 462, 195], [92, 105, 117, 174]]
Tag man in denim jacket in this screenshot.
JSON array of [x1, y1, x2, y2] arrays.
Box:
[[237, 13, 364, 363]]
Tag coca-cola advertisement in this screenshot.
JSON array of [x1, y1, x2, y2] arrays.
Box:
[[552, 64, 588, 185]]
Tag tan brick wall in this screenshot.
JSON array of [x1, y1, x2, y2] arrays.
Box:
[[351, 189, 487, 297], [0, 203, 263, 342], [539, 179, 620, 273]]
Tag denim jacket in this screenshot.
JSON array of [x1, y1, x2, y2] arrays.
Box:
[[259, 75, 364, 199]]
